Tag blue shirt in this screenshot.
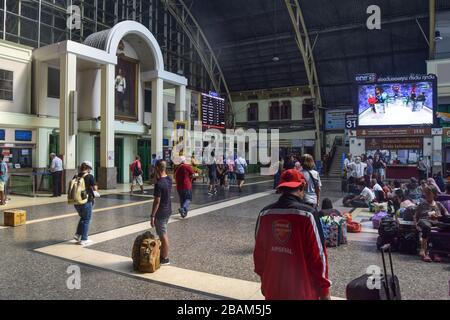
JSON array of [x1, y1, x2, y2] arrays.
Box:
[[0, 162, 8, 182], [235, 157, 247, 174]]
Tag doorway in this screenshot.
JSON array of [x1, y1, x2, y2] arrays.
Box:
[[138, 139, 151, 180], [115, 138, 124, 184], [49, 133, 60, 157], [94, 137, 124, 184]]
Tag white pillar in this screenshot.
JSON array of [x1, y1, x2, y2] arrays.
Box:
[[59, 52, 77, 170], [175, 84, 186, 121], [99, 63, 117, 189], [100, 63, 115, 168], [151, 77, 164, 159]]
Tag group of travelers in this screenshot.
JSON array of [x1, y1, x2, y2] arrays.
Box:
[[67, 150, 249, 268], [342, 152, 450, 264], [206, 152, 247, 195]]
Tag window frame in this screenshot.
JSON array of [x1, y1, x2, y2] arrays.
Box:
[[0, 69, 14, 101], [247, 102, 259, 121], [47, 66, 60, 99]]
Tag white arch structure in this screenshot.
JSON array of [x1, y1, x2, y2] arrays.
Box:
[[34, 21, 187, 189]]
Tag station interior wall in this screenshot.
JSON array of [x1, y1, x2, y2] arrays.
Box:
[[0, 39, 192, 183]]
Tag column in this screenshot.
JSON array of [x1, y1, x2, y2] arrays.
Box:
[[98, 63, 117, 189], [59, 52, 77, 191], [175, 85, 186, 121], [151, 77, 164, 159]]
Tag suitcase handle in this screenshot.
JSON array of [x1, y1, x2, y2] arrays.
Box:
[[380, 243, 398, 299]]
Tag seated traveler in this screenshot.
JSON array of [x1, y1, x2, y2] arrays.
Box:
[[415, 184, 450, 263]]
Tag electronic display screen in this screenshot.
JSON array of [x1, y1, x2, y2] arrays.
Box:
[[356, 75, 436, 128], [0, 129, 4, 141], [201, 93, 225, 129], [15, 130, 32, 142]]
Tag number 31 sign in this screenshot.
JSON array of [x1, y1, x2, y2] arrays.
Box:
[[345, 113, 358, 129]]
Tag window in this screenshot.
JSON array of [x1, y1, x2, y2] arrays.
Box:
[[47, 67, 60, 98], [0, 69, 13, 101], [269, 101, 280, 120], [280, 100, 292, 120], [302, 99, 314, 119], [168, 103, 175, 122], [247, 103, 258, 121], [144, 89, 152, 113]]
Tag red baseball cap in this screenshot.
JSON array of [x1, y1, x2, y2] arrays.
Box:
[[277, 169, 307, 189]]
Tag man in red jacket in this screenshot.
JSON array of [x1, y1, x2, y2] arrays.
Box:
[[254, 169, 331, 300], [174, 156, 195, 218]]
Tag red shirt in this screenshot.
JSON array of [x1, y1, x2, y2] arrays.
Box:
[[130, 160, 142, 177], [175, 164, 194, 191]]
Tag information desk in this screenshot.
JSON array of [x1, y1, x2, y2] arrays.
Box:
[[386, 165, 418, 180]]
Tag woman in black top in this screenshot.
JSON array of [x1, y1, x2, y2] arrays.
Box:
[[73, 161, 98, 246], [372, 154, 386, 181]]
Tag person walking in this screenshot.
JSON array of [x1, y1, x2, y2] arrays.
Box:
[[174, 156, 194, 218], [149, 154, 157, 184], [235, 155, 247, 193], [72, 161, 98, 246], [226, 156, 236, 186], [273, 157, 283, 189], [207, 151, 218, 196], [49, 153, 63, 197], [254, 169, 331, 300], [217, 161, 228, 189], [130, 155, 145, 194], [300, 154, 322, 208], [150, 160, 172, 265], [0, 154, 8, 206]]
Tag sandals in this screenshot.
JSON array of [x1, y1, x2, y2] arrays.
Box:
[[421, 254, 432, 262]]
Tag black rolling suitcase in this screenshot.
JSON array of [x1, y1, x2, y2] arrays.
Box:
[[346, 244, 401, 300]]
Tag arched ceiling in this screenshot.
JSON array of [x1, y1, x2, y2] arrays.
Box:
[[182, 0, 450, 108]]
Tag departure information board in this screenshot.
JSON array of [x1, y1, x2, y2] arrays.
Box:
[[201, 93, 225, 129]]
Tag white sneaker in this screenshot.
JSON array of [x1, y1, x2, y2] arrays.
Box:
[[79, 239, 94, 246], [73, 234, 81, 242]]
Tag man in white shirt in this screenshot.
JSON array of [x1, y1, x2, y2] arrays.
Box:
[[348, 156, 367, 179], [49, 153, 63, 197], [343, 154, 352, 179], [345, 180, 375, 208]]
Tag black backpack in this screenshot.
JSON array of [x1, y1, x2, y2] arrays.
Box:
[[379, 216, 399, 238], [402, 206, 416, 222], [133, 162, 143, 177]]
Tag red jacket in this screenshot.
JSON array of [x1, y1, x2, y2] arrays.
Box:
[[368, 97, 377, 105], [254, 195, 331, 300]]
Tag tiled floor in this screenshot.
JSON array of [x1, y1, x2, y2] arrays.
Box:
[[1, 177, 449, 300]]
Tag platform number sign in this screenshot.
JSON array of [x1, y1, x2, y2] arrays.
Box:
[[345, 113, 358, 129]]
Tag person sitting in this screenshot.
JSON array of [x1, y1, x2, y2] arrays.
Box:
[[344, 180, 376, 208], [371, 179, 386, 202], [415, 184, 450, 262], [405, 177, 422, 204], [319, 198, 341, 218], [392, 189, 415, 212], [427, 177, 443, 194]]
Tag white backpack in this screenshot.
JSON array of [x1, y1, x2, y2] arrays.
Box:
[[67, 173, 88, 205]]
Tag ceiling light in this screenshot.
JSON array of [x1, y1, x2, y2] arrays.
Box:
[[272, 56, 280, 62], [435, 30, 443, 41]]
